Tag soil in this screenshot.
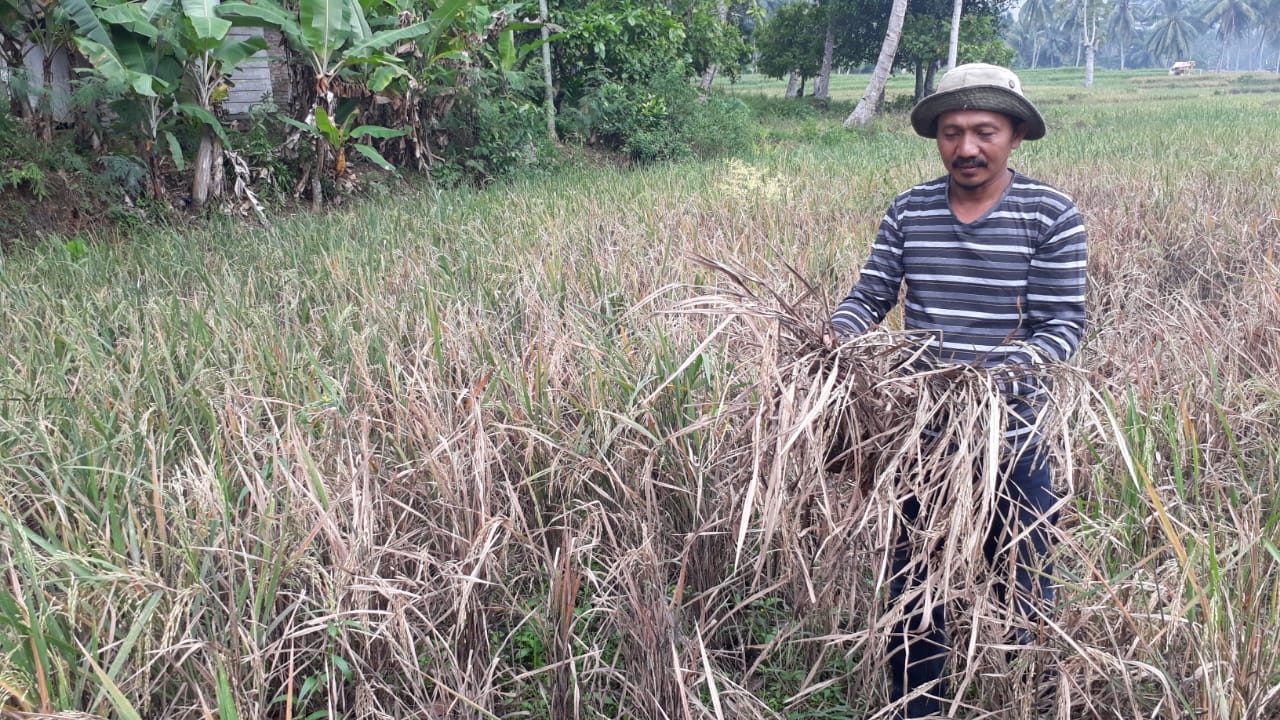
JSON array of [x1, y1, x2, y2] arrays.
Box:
[[0, 170, 117, 251]]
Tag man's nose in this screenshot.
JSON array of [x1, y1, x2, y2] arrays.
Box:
[[958, 132, 979, 156]]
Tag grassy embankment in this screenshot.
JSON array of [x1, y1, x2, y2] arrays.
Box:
[[1, 68, 1278, 719]]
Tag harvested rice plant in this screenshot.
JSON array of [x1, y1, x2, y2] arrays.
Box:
[[1, 69, 1278, 719]]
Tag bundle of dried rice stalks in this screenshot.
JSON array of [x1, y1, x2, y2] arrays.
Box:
[[668, 255, 1091, 717]]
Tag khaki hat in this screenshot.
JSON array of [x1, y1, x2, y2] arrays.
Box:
[[910, 63, 1046, 140]]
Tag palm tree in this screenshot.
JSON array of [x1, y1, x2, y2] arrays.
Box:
[[1080, 0, 1100, 86], [1147, 0, 1201, 64], [1056, 0, 1086, 65], [1107, 0, 1139, 68], [1020, 0, 1055, 67], [1203, 0, 1258, 68], [1256, 0, 1280, 69], [845, 0, 909, 126], [947, 0, 963, 70]]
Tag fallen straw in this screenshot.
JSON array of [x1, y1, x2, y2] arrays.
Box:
[[667, 254, 1089, 714]]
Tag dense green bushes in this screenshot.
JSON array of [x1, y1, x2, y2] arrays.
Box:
[[563, 71, 752, 162], [0, 0, 753, 235]]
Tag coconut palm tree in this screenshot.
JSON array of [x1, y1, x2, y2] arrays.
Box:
[[1019, 0, 1055, 66], [1107, 0, 1140, 68], [1256, 0, 1280, 69], [1056, 0, 1086, 65], [1147, 0, 1201, 64], [1203, 0, 1258, 68], [845, 0, 910, 126], [947, 0, 963, 69]]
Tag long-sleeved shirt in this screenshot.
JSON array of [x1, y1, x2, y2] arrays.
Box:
[[831, 171, 1088, 447]]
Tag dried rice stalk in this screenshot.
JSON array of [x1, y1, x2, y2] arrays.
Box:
[[669, 254, 1090, 716]]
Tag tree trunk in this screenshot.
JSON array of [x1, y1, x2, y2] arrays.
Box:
[[211, 137, 224, 200], [1119, 41, 1126, 70], [1032, 36, 1040, 69], [37, 51, 54, 143], [146, 145, 166, 201], [1084, 41, 1095, 87], [924, 60, 939, 94], [799, 75, 806, 97], [0, 39, 28, 118], [312, 137, 325, 211], [192, 126, 216, 208], [785, 70, 801, 98], [539, 0, 557, 140], [914, 63, 925, 101], [700, 0, 729, 91], [947, 0, 963, 70], [815, 20, 835, 99], [845, 0, 910, 127], [700, 64, 719, 91]]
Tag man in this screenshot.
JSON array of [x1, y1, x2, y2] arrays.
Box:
[[830, 64, 1087, 717]]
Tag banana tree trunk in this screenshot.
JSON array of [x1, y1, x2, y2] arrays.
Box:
[[846, 0, 909, 127], [37, 52, 54, 143], [146, 145, 166, 200], [312, 137, 325, 211], [192, 126, 216, 208], [211, 137, 224, 200], [785, 70, 801, 99]]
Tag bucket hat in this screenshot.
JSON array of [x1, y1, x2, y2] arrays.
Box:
[[910, 63, 1046, 140]]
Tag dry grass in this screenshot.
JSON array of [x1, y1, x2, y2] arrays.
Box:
[[663, 254, 1091, 718], [1, 72, 1278, 719]]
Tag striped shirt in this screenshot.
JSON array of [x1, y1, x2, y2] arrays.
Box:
[[831, 171, 1087, 446]]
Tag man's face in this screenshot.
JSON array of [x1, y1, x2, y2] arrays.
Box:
[[935, 110, 1026, 193]]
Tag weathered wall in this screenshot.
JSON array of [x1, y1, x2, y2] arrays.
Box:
[[2, 43, 74, 121], [2, 37, 279, 120], [223, 27, 273, 116]]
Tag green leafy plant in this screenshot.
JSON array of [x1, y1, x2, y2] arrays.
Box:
[[220, 0, 440, 207], [281, 107, 406, 174], [63, 0, 266, 203], [0, 160, 48, 199]]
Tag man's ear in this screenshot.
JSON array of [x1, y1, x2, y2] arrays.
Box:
[[1010, 119, 1028, 148]]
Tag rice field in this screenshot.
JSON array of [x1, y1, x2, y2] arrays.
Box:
[[1, 68, 1278, 719]]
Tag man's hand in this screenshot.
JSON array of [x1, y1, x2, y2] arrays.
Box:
[[822, 327, 839, 348]]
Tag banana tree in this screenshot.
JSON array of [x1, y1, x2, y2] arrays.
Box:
[[65, 0, 181, 199], [64, 0, 266, 205], [176, 0, 267, 207], [281, 106, 406, 174], [0, 0, 78, 140], [221, 0, 435, 208]]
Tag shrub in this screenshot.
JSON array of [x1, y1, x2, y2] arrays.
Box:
[[686, 95, 753, 159], [568, 70, 753, 163], [436, 73, 545, 182], [227, 102, 299, 201], [0, 161, 48, 200]]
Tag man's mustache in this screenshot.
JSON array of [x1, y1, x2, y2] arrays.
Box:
[[953, 158, 987, 169]]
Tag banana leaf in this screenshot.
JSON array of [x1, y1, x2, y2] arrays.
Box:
[[181, 0, 232, 41]]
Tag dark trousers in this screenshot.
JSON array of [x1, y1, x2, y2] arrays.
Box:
[[886, 451, 1059, 718]]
